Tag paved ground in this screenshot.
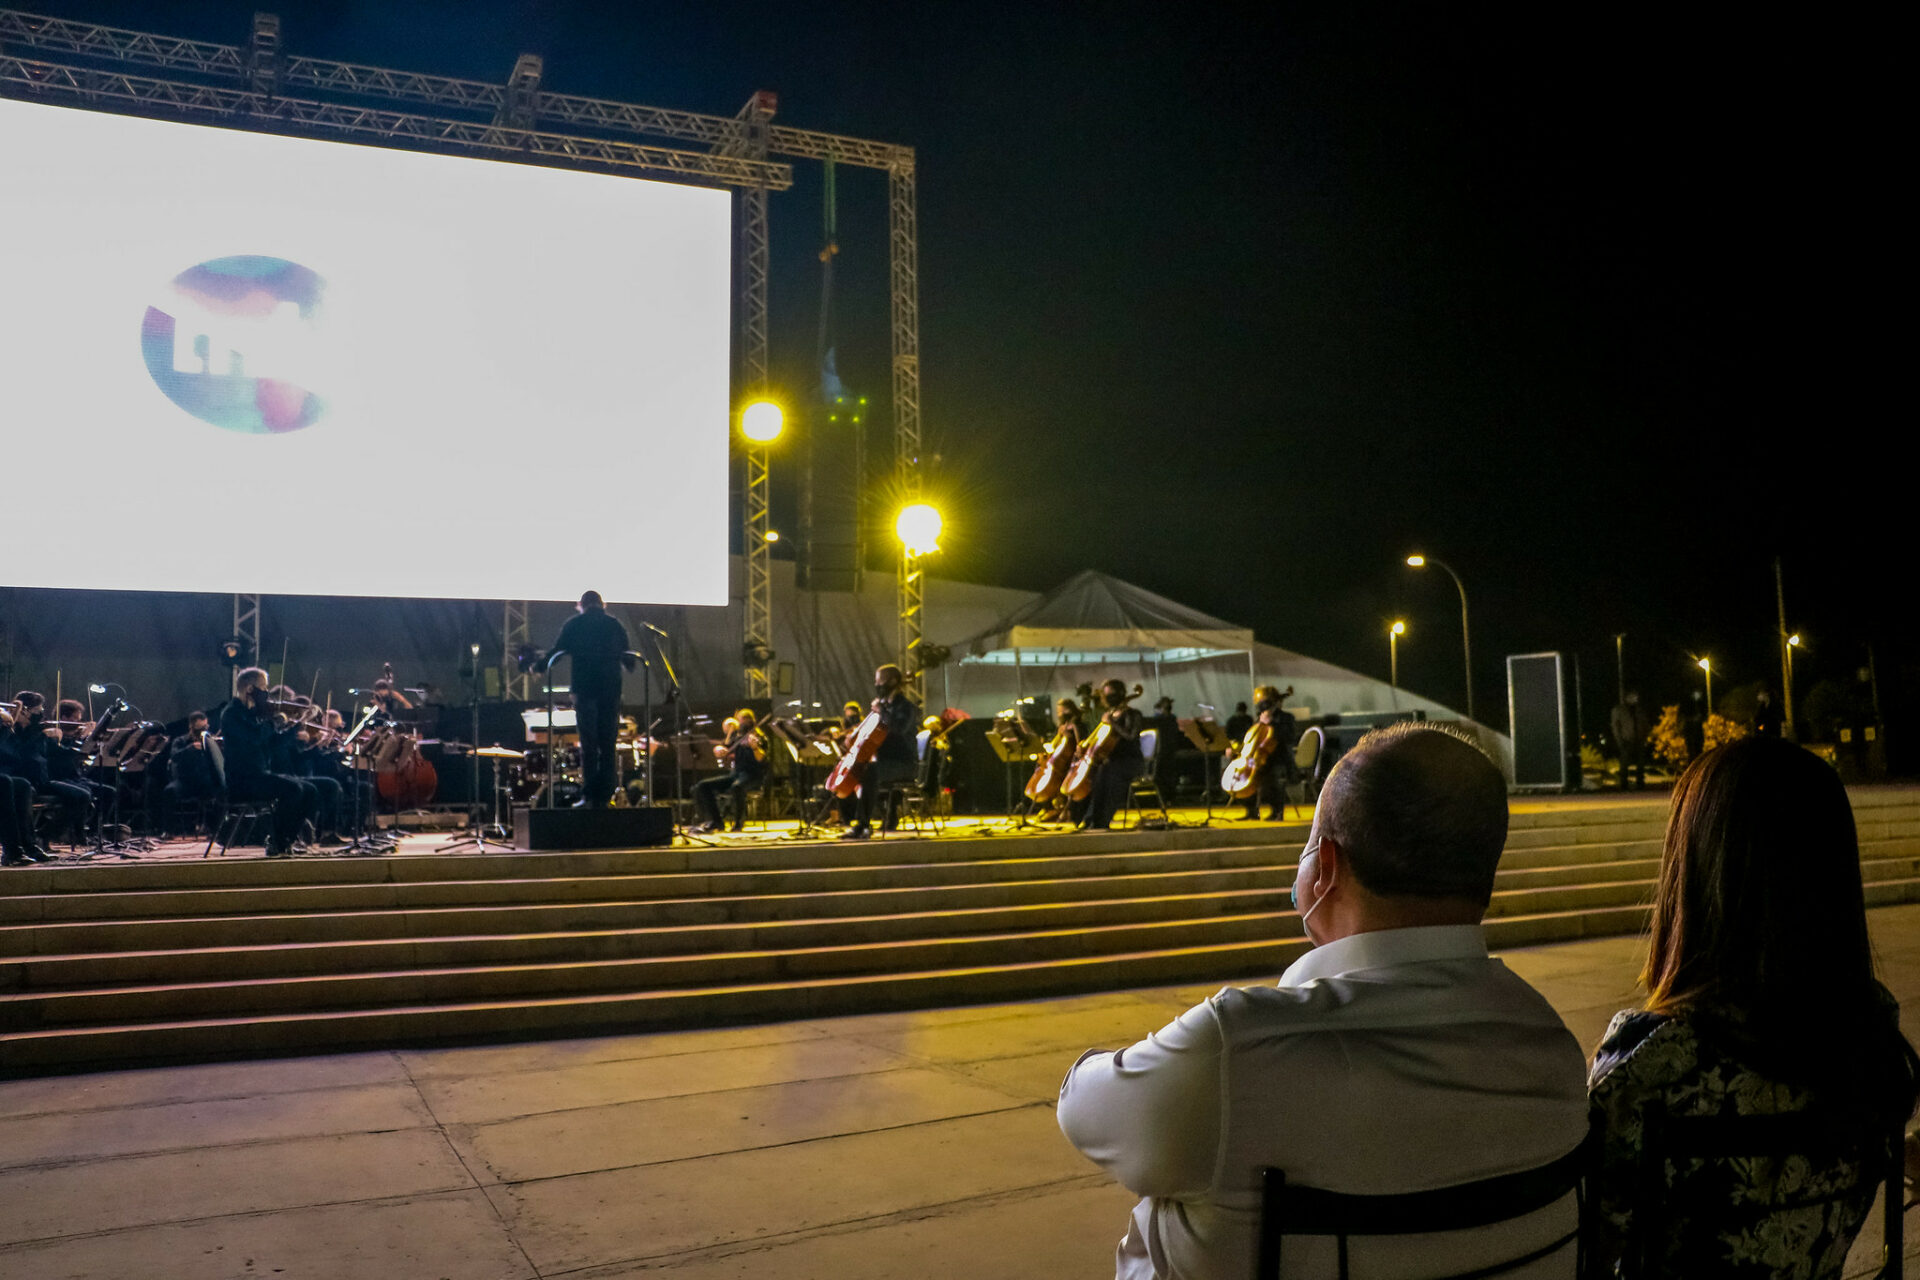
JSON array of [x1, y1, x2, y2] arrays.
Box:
[[2, 903, 1913, 1278]]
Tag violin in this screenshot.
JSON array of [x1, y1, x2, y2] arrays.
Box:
[[1061, 683, 1145, 800], [824, 708, 887, 798]]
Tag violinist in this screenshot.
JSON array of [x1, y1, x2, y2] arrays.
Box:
[[1080, 678, 1145, 832], [1236, 684, 1295, 822], [162, 711, 215, 832], [844, 664, 920, 840], [2, 692, 93, 845], [691, 708, 767, 834], [0, 702, 53, 864], [279, 702, 345, 846], [219, 667, 320, 857]]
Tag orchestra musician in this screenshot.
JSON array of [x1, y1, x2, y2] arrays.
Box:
[[1081, 678, 1146, 832], [219, 667, 320, 857], [551, 590, 634, 809], [314, 709, 378, 835], [2, 692, 94, 845], [51, 698, 117, 821], [1237, 684, 1296, 822], [369, 678, 413, 713], [1042, 698, 1087, 824], [0, 702, 54, 864], [844, 663, 920, 840], [837, 701, 863, 737], [162, 711, 216, 833], [273, 700, 344, 846], [691, 708, 766, 834]]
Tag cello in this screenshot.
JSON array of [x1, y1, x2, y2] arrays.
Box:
[[825, 709, 886, 798], [1062, 683, 1144, 800], [1221, 684, 1295, 799], [1025, 719, 1079, 804]]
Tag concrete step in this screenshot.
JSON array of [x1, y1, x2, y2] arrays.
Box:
[[0, 887, 1298, 989], [0, 843, 1292, 925], [0, 910, 1306, 1029]]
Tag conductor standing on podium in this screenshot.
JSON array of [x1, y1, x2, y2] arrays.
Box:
[[552, 590, 632, 808]]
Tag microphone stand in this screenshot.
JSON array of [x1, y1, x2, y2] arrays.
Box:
[[640, 626, 708, 845], [439, 646, 511, 853], [543, 649, 567, 809], [625, 648, 650, 806]]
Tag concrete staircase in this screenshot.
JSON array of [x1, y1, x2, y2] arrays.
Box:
[[3, 791, 1917, 1072]]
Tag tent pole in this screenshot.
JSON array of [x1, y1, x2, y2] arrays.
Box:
[[1247, 649, 1256, 696]]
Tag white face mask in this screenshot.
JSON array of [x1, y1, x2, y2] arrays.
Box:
[[1292, 839, 1328, 943]]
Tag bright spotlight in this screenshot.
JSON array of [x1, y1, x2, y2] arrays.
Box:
[[740, 400, 784, 443], [1697, 657, 1711, 672], [1390, 620, 1406, 635], [1406, 555, 1426, 567], [896, 503, 943, 555], [764, 529, 780, 543], [1788, 634, 1801, 647]]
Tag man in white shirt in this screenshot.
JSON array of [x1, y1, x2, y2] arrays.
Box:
[[1058, 723, 1589, 1279]]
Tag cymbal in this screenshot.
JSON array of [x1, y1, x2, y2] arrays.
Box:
[[476, 746, 526, 759]]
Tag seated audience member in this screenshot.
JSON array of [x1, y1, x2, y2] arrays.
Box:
[[1587, 737, 1920, 1277], [1058, 723, 1588, 1279]]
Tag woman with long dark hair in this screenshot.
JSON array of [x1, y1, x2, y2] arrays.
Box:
[[1588, 736, 1919, 1276]]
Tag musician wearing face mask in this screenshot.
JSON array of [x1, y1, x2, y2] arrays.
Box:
[[844, 664, 921, 840], [691, 708, 767, 834], [162, 711, 215, 833], [1, 692, 94, 846], [1237, 685, 1296, 823], [0, 703, 54, 864], [1081, 678, 1146, 832], [219, 668, 321, 857]]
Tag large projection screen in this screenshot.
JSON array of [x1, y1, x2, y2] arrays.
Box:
[[0, 97, 732, 605]]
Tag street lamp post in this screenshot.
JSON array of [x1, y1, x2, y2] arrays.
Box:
[[1698, 657, 1713, 717], [1785, 634, 1800, 739], [1389, 620, 1406, 704], [1406, 555, 1472, 723]]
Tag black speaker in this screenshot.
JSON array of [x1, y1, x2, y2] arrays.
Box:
[[1506, 652, 1567, 790], [512, 805, 674, 850]]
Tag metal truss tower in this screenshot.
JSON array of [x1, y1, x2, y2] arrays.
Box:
[[232, 592, 259, 691], [0, 8, 926, 702], [502, 600, 531, 702]]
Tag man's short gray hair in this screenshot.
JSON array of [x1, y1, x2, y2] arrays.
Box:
[[1318, 722, 1508, 903]]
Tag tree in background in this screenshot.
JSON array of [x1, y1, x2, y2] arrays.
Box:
[[1649, 704, 1749, 771]]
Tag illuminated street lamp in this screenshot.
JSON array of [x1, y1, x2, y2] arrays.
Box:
[[1406, 554, 1473, 722], [1785, 634, 1801, 739], [1389, 620, 1406, 698], [1697, 656, 1713, 716]]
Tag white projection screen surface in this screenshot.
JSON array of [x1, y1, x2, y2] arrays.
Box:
[[0, 97, 732, 605]]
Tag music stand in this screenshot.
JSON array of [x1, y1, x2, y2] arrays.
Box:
[[987, 713, 1045, 827], [1183, 716, 1231, 825]]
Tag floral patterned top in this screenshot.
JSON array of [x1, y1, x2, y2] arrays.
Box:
[[1586, 1007, 1885, 1279]]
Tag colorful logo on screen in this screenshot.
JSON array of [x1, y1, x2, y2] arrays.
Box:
[[140, 256, 327, 434]]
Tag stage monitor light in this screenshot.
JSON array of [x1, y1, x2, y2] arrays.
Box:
[[741, 400, 784, 443], [896, 503, 943, 555], [0, 97, 731, 605]]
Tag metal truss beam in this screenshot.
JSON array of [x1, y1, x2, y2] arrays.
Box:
[[888, 158, 926, 705], [502, 601, 530, 702], [898, 553, 926, 708], [729, 92, 776, 701], [233, 593, 260, 692], [0, 56, 793, 189], [0, 10, 911, 168]]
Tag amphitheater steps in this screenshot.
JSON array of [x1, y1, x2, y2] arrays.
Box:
[[1, 791, 1916, 1072]]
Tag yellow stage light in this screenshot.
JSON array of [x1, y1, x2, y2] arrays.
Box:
[[764, 530, 780, 543], [896, 503, 943, 555], [740, 400, 784, 443]]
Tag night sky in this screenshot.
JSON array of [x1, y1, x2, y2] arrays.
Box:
[[17, 2, 1905, 734]]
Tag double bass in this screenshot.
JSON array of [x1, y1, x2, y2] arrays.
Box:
[[824, 709, 886, 798], [1062, 683, 1144, 800], [1221, 685, 1294, 798]]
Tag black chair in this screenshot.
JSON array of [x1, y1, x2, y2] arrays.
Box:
[[1257, 1136, 1591, 1280], [1290, 727, 1326, 813], [884, 732, 945, 835], [1121, 728, 1171, 829], [202, 733, 274, 858], [1623, 1108, 1904, 1280]]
